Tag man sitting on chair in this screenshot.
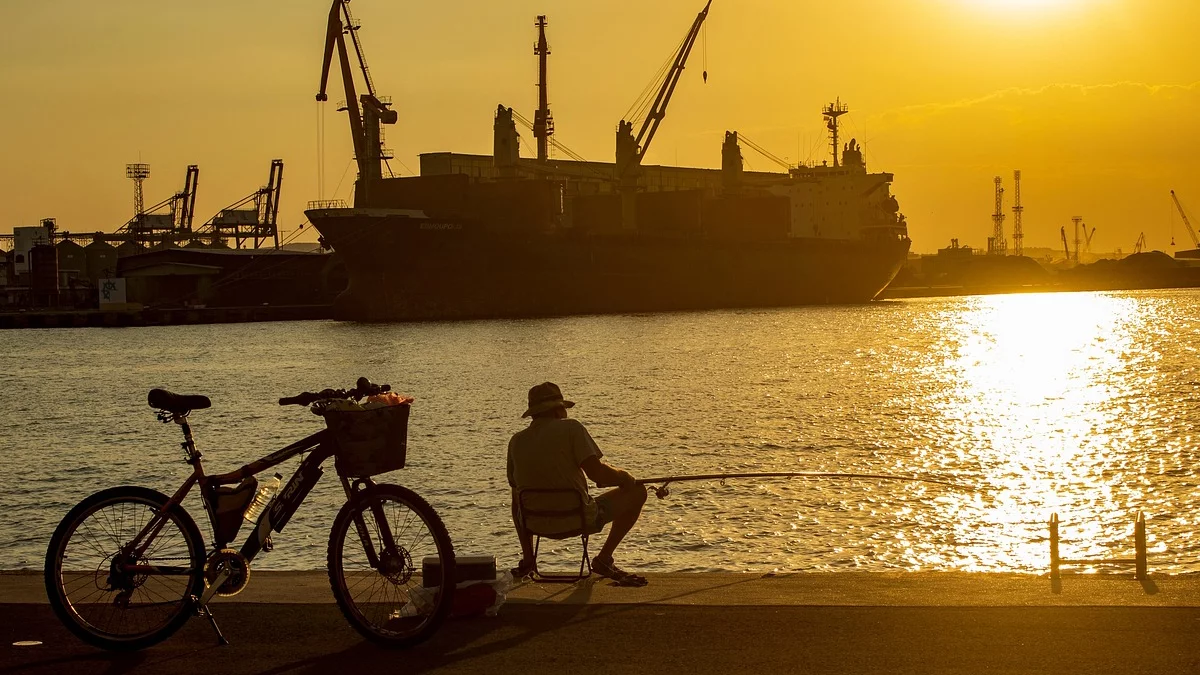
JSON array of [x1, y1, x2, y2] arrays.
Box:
[[508, 382, 649, 586]]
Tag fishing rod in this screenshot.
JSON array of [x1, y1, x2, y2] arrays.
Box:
[[635, 471, 966, 500]]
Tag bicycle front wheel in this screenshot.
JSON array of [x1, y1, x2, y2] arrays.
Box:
[[327, 484, 456, 647], [44, 486, 206, 651]]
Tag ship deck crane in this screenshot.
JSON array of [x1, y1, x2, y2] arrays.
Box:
[[316, 0, 397, 200], [615, 0, 712, 190], [1170, 190, 1199, 248]]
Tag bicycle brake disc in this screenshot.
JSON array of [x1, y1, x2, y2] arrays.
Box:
[[204, 549, 251, 597]]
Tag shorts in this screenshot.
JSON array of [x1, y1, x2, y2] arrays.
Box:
[[587, 493, 617, 534]]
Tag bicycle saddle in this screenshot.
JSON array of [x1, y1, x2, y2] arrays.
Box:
[[147, 388, 212, 414]]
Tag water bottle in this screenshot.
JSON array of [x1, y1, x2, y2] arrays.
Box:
[[243, 473, 283, 522]]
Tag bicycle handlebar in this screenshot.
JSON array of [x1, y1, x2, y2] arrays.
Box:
[[278, 377, 391, 406]]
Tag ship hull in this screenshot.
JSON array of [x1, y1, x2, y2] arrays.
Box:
[[309, 209, 910, 321]]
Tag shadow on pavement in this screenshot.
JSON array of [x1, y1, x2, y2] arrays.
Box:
[[260, 581, 599, 675]]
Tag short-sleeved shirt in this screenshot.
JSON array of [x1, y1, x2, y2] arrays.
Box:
[[507, 417, 603, 535]]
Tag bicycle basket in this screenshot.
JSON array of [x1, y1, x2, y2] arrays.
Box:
[[323, 404, 410, 477]]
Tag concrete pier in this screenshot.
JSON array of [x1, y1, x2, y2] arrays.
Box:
[[4, 571, 1200, 674]]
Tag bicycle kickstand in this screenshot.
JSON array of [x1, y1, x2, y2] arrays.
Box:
[[197, 601, 230, 646]]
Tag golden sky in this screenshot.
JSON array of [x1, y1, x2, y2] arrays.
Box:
[[2, 0, 1198, 253]]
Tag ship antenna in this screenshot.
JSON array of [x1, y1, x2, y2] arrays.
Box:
[[822, 98, 849, 167]]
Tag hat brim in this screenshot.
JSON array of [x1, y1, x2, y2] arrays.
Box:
[[522, 399, 575, 418]]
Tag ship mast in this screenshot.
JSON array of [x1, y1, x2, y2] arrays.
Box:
[[822, 99, 848, 167], [533, 15, 554, 163]]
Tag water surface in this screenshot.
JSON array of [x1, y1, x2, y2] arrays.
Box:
[[2, 290, 1197, 573]]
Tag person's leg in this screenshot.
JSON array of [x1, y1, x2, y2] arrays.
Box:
[[512, 498, 535, 564], [592, 483, 648, 564]]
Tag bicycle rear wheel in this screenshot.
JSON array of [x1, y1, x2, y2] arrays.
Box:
[[327, 484, 456, 647], [44, 486, 206, 651]]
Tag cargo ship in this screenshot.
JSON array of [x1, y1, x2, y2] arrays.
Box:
[[307, 2, 910, 321]]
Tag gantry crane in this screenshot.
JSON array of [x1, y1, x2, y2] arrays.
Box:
[[316, 0, 397, 205], [615, 0, 712, 227], [115, 165, 200, 247], [201, 160, 284, 250]]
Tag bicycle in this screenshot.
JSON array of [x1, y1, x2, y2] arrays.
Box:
[[43, 378, 456, 651]]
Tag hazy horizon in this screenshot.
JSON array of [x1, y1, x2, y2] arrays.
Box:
[[3, 0, 1198, 254]]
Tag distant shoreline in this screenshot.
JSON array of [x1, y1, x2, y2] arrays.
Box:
[[881, 281, 1200, 300]]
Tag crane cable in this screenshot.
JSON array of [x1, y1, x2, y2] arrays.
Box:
[[316, 102, 326, 201]]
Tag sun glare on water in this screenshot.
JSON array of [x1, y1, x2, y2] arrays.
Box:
[[913, 292, 1162, 571]]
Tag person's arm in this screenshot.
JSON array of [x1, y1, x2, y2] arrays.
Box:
[[581, 455, 636, 489]]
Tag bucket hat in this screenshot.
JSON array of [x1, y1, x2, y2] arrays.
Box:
[[522, 382, 575, 418]]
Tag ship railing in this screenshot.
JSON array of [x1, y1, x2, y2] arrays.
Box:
[[307, 199, 349, 210]]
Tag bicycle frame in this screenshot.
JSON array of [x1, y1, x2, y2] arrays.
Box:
[[118, 412, 397, 606]]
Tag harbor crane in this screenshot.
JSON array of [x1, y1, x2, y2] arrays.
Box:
[[200, 160, 284, 250], [1060, 226, 1071, 263], [1133, 232, 1146, 254], [1171, 189, 1200, 257], [115, 165, 200, 247], [615, 0, 711, 227], [316, 0, 397, 203], [1081, 223, 1096, 256]]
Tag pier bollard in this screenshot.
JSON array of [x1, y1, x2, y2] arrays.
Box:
[[1049, 513, 1060, 581], [1135, 511, 1147, 581]]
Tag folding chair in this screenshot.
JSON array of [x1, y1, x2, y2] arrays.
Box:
[[516, 488, 593, 582]]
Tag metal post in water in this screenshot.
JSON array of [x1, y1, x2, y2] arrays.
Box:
[[1135, 511, 1147, 581], [1049, 513, 1060, 581]]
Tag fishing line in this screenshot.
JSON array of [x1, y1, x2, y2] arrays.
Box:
[[636, 471, 968, 500]]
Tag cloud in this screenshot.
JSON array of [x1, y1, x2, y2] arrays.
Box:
[[874, 81, 1200, 125]]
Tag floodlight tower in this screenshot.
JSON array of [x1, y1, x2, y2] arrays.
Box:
[[1012, 170, 1024, 256], [1071, 216, 1083, 264], [989, 176, 1007, 255], [126, 163, 151, 245], [822, 98, 849, 167]]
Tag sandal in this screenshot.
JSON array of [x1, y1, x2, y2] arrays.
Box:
[[510, 558, 536, 580], [591, 557, 648, 587]]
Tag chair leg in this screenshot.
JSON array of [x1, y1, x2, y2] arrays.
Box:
[[531, 534, 592, 583]]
